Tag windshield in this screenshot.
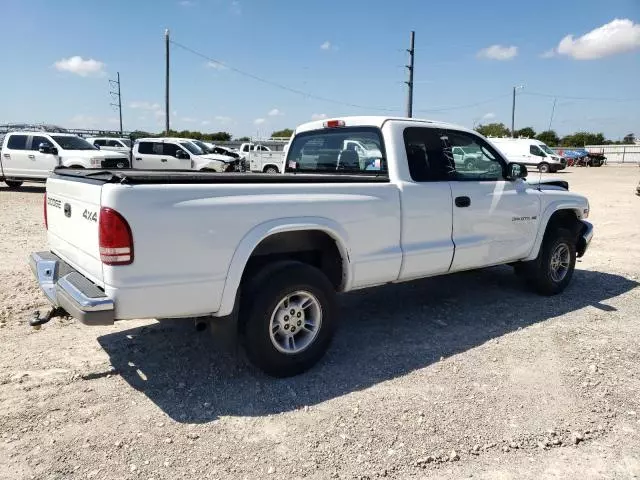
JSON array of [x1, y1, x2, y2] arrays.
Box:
[[192, 140, 212, 153], [51, 135, 97, 151], [121, 139, 132, 147], [286, 127, 386, 174], [539, 143, 554, 155], [180, 141, 203, 155]]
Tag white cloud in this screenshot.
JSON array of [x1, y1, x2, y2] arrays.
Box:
[[215, 115, 233, 124], [482, 112, 496, 120], [552, 18, 640, 60], [311, 113, 327, 121], [68, 114, 117, 128], [205, 60, 227, 70], [54, 56, 106, 77], [268, 108, 283, 117], [201, 120, 211, 126], [254, 118, 266, 125], [230, 0, 241, 15], [129, 101, 161, 111], [476, 45, 518, 61], [181, 117, 197, 123], [320, 41, 331, 51], [179, 0, 195, 6], [540, 49, 556, 59]]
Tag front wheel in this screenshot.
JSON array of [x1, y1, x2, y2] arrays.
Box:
[[4, 180, 23, 189], [521, 228, 576, 296], [241, 262, 337, 377], [264, 166, 279, 174], [538, 163, 550, 173]]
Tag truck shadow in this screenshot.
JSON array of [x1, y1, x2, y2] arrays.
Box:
[[97, 267, 638, 424], [0, 184, 45, 193]]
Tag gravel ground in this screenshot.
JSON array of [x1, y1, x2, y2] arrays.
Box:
[[1, 166, 639, 480]]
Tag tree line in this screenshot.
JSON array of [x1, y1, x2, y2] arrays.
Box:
[[474, 123, 636, 147], [128, 128, 295, 142]]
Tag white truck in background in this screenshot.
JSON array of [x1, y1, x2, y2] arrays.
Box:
[[0, 132, 130, 188], [239, 143, 285, 173], [30, 116, 593, 377], [86, 137, 132, 159], [132, 138, 241, 172]]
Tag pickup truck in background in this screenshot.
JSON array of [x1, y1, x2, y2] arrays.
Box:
[[30, 116, 593, 377], [239, 142, 285, 173], [1, 131, 130, 188], [132, 137, 241, 172]]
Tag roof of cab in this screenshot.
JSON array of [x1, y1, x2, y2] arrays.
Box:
[[294, 116, 473, 135]]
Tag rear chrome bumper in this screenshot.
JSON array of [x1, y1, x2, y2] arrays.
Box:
[[577, 221, 593, 258], [29, 252, 115, 325]]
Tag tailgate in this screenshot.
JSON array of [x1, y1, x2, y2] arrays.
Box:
[[46, 177, 104, 286]]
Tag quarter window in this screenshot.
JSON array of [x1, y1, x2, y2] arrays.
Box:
[[7, 135, 28, 150]]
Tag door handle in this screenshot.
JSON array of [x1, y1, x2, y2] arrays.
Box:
[[455, 196, 471, 208], [3, 154, 10, 158], [160, 158, 167, 162], [28, 154, 35, 159]]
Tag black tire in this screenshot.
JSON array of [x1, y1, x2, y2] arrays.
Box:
[[240, 261, 337, 377], [538, 163, 550, 173], [264, 166, 279, 174], [4, 180, 23, 189], [522, 227, 576, 296]]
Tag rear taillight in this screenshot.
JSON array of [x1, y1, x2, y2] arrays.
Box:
[[44, 193, 48, 229], [99, 207, 133, 265]]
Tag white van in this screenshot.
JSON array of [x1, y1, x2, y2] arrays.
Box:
[[132, 138, 238, 172], [489, 138, 565, 173]]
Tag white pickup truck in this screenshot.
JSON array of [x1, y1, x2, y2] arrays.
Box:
[[30, 116, 593, 377], [240, 143, 285, 173], [1, 132, 130, 188]]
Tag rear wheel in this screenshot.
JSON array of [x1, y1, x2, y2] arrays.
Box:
[[241, 261, 337, 377], [4, 180, 23, 189], [264, 166, 279, 174], [538, 163, 550, 173], [520, 228, 576, 295]]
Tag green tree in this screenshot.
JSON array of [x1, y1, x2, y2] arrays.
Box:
[[623, 133, 636, 144], [271, 128, 294, 138], [208, 131, 232, 142], [535, 130, 560, 147], [475, 122, 511, 138], [560, 131, 605, 147], [236, 136, 251, 142], [515, 127, 536, 138]]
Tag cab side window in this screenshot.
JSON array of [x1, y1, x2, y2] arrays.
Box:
[[403, 127, 449, 182], [7, 135, 28, 150], [442, 130, 504, 181], [137, 142, 155, 154], [94, 139, 107, 147], [530, 145, 545, 157], [31, 136, 53, 150], [162, 143, 180, 157], [107, 140, 122, 147]]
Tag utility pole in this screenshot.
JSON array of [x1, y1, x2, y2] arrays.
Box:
[[109, 72, 123, 134], [548, 98, 557, 131], [511, 85, 523, 137], [405, 31, 415, 118], [165, 29, 170, 135]]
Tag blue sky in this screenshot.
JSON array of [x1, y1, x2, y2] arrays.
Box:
[[1, 0, 639, 139]]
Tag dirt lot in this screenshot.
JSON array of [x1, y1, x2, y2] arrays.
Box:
[[1, 166, 639, 480]]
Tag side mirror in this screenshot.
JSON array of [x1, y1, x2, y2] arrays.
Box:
[[39, 144, 57, 155], [508, 162, 528, 180], [176, 150, 190, 159]]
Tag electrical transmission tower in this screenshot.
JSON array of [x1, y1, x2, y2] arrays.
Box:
[[109, 72, 123, 134]]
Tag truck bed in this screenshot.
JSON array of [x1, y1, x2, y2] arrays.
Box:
[[51, 169, 390, 184]]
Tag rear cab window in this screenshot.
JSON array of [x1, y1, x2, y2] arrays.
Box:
[[285, 127, 387, 175]]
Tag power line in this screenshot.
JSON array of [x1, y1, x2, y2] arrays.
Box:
[[415, 94, 511, 113], [522, 91, 640, 102], [170, 39, 398, 112]]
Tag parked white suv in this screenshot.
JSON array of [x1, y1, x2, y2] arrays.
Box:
[[86, 137, 132, 158], [0, 132, 129, 188], [132, 138, 237, 172]]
